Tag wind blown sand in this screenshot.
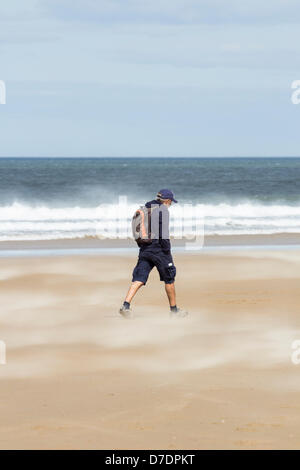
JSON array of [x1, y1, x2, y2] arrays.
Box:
[[1, 250, 300, 449]]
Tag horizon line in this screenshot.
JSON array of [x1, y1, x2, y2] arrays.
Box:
[[1, 155, 300, 159]]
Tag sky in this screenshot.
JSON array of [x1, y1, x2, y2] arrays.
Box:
[[0, 0, 300, 157]]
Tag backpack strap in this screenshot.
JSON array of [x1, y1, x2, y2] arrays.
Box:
[[135, 208, 147, 239]]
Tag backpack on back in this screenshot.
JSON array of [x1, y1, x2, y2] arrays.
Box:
[[132, 205, 159, 246]]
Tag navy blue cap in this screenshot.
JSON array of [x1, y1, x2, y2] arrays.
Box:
[[157, 189, 178, 203]]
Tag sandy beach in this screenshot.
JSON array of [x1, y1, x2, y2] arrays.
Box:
[[1, 248, 300, 449]]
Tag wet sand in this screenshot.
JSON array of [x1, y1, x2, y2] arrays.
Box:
[[0, 232, 300, 253], [1, 250, 300, 449]]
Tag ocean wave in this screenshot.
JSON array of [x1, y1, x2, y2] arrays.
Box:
[[0, 201, 300, 241]]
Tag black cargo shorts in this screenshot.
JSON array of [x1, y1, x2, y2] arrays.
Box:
[[132, 249, 176, 285]]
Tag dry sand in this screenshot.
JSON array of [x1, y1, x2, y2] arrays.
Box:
[[1, 249, 300, 449]]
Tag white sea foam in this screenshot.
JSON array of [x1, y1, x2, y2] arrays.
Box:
[[0, 201, 300, 240]]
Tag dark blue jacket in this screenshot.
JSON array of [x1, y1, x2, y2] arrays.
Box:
[[143, 199, 171, 254]]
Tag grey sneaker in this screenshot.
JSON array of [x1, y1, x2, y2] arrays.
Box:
[[119, 305, 133, 318], [170, 307, 189, 318]]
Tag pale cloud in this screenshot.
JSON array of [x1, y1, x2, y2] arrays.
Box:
[[42, 0, 300, 25], [0, 0, 41, 21]]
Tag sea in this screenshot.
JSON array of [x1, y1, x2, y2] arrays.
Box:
[[0, 157, 299, 242]]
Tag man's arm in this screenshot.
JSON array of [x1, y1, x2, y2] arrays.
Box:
[[159, 206, 171, 254]]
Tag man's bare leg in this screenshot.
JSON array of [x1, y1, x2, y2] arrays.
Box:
[[165, 282, 188, 316], [125, 281, 144, 304], [165, 282, 176, 307], [120, 281, 144, 317]]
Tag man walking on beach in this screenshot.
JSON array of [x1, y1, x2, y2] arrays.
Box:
[[120, 189, 188, 318]]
